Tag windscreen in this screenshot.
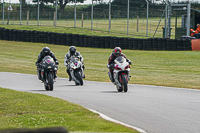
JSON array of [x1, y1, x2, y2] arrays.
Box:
[[44, 56, 54, 64], [115, 56, 125, 63], [70, 57, 78, 64]]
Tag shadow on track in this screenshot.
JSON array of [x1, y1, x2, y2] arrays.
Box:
[[102, 91, 118, 93]]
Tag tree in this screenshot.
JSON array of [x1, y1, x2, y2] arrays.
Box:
[[32, 0, 85, 12], [111, 0, 153, 6]]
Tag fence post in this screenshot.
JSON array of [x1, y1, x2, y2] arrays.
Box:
[[137, 15, 139, 32], [74, 0, 77, 28], [53, 12, 55, 26], [20, 0, 22, 25], [27, 11, 29, 25], [2, 0, 4, 25], [55, 0, 58, 27], [146, 0, 149, 37], [91, 0, 93, 31], [81, 13, 84, 27], [37, 0, 39, 26], [127, 0, 129, 36], [108, 0, 111, 33], [186, 2, 191, 36]]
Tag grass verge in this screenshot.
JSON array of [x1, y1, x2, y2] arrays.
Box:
[[0, 40, 200, 89], [0, 87, 138, 132]]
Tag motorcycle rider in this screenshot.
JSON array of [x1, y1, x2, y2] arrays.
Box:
[[107, 47, 132, 83], [35, 47, 59, 80], [64, 46, 85, 81]]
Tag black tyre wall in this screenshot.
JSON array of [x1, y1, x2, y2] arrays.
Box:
[[0, 27, 192, 51]]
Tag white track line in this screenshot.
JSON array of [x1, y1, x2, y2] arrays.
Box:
[[88, 108, 147, 133]]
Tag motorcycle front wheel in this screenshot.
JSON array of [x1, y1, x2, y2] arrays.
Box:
[[48, 73, 54, 91], [122, 75, 128, 92], [75, 71, 83, 86]]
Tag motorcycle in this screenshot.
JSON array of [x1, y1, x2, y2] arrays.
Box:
[[108, 56, 131, 92], [38, 56, 58, 91], [68, 56, 84, 86]]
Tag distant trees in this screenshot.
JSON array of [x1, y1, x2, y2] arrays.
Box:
[[32, 0, 85, 11]]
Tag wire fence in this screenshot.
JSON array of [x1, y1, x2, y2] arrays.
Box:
[[0, 0, 189, 39]]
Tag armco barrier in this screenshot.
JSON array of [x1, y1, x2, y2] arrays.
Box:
[[0, 27, 192, 51]]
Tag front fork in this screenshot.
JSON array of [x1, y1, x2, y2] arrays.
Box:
[[41, 70, 55, 81], [114, 72, 129, 87]]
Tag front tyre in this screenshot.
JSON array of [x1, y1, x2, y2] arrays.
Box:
[[48, 73, 54, 91], [122, 75, 128, 92], [75, 71, 83, 86]]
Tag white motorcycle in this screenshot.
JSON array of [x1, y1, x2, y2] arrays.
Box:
[[68, 56, 84, 86], [108, 56, 131, 92]]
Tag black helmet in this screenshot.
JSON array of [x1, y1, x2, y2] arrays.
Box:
[[69, 46, 76, 55], [42, 47, 50, 56], [113, 47, 121, 57]]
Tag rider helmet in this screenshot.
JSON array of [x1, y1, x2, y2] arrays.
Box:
[[69, 46, 76, 55], [113, 47, 121, 57], [42, 47, 50, 56]]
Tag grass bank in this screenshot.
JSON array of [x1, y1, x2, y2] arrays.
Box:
[[0, 87, 138, 132], [0, 40, 200, 89]]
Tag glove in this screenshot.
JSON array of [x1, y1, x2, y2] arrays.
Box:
[[128, 61, 132, 65], [109, 64, 114, 69], [55, 60, 59, 65]]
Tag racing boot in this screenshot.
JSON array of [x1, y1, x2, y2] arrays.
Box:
[[81, 68, 85, 78], [67, 69, 72, 81], [108, 71, 115, 83], [69, 75, 72, 81], [37, 69, 41, 80], [54, 71, 57, 79]]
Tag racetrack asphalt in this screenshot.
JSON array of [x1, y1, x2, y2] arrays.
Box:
[[0, 72, 200, 133]]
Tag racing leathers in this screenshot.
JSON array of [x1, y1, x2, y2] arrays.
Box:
[[107, 53, 132, 82], [35, 51, 59, 80], [64, 51, 85, 81]]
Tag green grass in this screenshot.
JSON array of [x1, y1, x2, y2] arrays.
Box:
[[0, 87, 138, 132], [0, 36, 200, 132], [1, 40, 200, 89], [0, 17, 181, 39]]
